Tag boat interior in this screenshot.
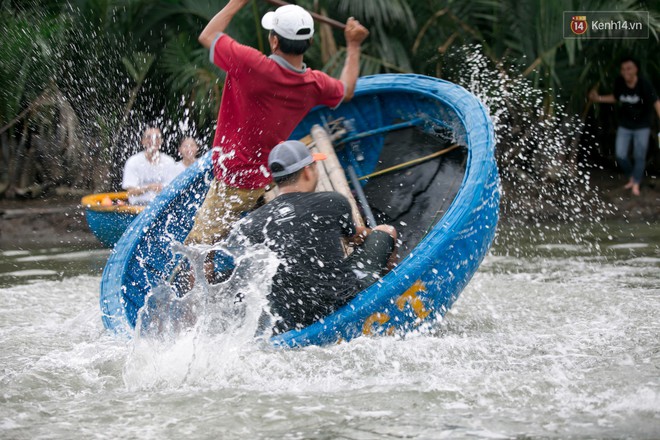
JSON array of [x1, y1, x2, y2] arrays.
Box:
[[295, 119, 467, 259]]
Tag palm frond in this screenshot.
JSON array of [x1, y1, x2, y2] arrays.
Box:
[[328, 0, 416, 30], [160, 32, 223, 127]]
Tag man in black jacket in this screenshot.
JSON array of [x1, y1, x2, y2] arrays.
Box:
[[590, 56, 660, 196], [232, 141, 397, 333]]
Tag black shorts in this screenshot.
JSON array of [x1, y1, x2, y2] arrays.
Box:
[[345, 230, 394, 290]]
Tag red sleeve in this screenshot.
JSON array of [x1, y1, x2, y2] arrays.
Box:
[[211, 34, 267, 77], [313, 71, 345, 109]]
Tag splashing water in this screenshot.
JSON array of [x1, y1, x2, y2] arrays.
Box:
[[1, 35, 657, 438], [123, 242, 280, 390], [444, 45, 618, 255], [118, 45, 636, 395], [0, 224, 658, 438]]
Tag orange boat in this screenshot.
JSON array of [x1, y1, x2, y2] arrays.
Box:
[[81, 192, 144, 247]]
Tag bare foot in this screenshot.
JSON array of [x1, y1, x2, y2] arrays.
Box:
[[632, 184, 640, 196], [624, 178, 634, 190]]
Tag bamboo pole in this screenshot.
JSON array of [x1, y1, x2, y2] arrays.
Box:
[[358, 144, 460, 181], [311, 124, 365, 229], [310, 142, 333, 193]]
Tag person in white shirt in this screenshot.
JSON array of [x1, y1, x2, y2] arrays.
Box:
[[122, 127, 178, 205], [172, 137, 200, 175]]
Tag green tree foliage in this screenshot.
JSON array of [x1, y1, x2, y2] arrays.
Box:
[[0, 0, 658, 197]]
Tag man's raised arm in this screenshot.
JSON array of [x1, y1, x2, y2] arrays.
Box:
[[198, 0, 251, 48], [339, 18, 370, 102]]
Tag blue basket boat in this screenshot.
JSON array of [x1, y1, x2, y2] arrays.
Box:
[[81, 192, 142, 248], [100, 74, 500, 347]]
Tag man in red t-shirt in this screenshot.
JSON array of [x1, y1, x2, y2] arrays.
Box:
[[185, 0, 369, 245]]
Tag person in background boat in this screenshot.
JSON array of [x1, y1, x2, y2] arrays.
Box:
[[589, 56, 660, 196], [185, 0, 369, 246], [122, 127, 178, 205], [173, 137, 200, 175], [230, 140, 397, 333]]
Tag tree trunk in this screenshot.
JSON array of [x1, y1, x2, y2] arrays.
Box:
[[0, 132, 14, 196], [5, 126, 29, 198]]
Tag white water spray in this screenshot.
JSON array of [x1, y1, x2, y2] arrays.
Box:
[[123, 242, 280, 390]]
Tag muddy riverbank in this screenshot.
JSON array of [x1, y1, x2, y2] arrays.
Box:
[[1, 168, 658, 250]]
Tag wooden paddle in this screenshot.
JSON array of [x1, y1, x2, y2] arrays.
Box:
[[358, 145, 461, 181], [264, 0, 346, 30]]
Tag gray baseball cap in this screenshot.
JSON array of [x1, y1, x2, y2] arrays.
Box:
[[268, 140, 327, 178]]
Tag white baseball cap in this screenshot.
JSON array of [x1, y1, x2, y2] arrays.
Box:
[[261, 5, 314, 41]]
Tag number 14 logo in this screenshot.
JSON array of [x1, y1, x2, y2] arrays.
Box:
[[571, 15, 588, 35]]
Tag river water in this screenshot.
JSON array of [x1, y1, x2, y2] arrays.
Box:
[[0, 220, 658, 439]]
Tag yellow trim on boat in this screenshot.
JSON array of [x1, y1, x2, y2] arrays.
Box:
[[81, 192, 145, 215]]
